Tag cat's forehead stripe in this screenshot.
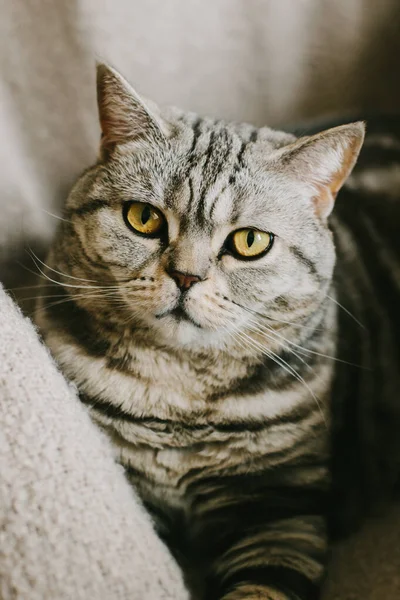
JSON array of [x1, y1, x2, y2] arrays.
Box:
[[180, 120, 259, 228], [195, 129, 233, 226]]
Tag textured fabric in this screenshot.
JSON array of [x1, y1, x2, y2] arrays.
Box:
[[1, 1, 400, 598], [0, 285, 189, 600]]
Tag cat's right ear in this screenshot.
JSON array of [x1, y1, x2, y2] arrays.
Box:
[[96, 63, 169, 157]]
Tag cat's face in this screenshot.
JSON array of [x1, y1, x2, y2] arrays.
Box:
[[51, 65, 364, 350]]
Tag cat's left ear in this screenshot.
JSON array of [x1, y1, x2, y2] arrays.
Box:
[[277, 122, 365, 219], [96, 63, 170, 156]]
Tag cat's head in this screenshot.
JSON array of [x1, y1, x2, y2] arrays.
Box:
[[48, 64, 364, 350]]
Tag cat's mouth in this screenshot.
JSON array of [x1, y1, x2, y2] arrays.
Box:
[[170, 305, 190, 320], [156, 304, 202, 328]]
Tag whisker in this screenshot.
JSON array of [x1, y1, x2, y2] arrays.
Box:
[[40, 208, 71, 223], [274, 333, 366, 369], [225, 297, 322, 330], [9, 283, 63, 291], [223, 316, 326, 426], [225, 328, 259, 359], [16, 260, 47, 281], [223, 320, 263, 360], [325, 293, 365, 329], [244, 319, 313, 371], [220, 303, 312, 370], [231, 299, 365, 369], [23, 288, 127, 303], [29, 255, 118, 291], [27, 248, 100, 284], [33, 289, 128, 316]]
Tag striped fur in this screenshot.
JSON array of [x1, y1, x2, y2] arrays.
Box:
[[35, 65, 400, 599]]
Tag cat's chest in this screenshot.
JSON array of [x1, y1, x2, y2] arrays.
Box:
[[89, 375, 252, 480], [87, 368, 329, 503], [88, 376, 249, 507], [57, 336, 330, 503]]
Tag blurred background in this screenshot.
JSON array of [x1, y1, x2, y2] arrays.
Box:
[[1, 0, 400, 281]]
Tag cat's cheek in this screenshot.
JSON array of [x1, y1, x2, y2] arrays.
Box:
[[119, 276, 179, 321]]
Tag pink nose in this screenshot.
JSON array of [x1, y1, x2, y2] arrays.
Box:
[[169, 270, 201, 291]]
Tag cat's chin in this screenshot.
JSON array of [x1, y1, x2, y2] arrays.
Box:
[[152, 314, 226, 349]]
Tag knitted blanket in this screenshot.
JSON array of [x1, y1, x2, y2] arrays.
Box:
[[0, 285, 189, 600]]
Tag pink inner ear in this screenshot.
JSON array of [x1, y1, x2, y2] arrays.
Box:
[[313, 187, 335, 220], [312, 154, 353, 220], [312, 133, 363, 219], [329, 142, 359, 197]]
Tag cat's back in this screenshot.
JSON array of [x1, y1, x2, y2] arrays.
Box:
[[327, 116, 400, 530]]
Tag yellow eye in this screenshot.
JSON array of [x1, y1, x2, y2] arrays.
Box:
[[230, 229, 273, 258], [124, 202, 165, 236]]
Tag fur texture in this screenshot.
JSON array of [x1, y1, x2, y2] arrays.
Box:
[[35, 65, 400, 600]]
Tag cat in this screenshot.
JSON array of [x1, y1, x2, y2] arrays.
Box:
[[35, 63, 400, 600]]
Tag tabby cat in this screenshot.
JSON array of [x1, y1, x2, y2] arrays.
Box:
[[35, 64, 400, 600]]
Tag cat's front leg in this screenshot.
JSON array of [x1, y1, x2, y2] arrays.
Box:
[[190, 479, 327, 600], [209, 514, 326, 600], [212, 517, 325, 599], [221, 584, 297, 600]]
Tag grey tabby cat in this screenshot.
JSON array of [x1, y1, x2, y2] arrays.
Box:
[[35, 64, 400, 600]]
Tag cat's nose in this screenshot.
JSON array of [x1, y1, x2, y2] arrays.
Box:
[[168, 270, 202, 291]]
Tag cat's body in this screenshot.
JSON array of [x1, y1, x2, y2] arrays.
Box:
[[36, 65, 400, 600], [329, 139, 400, 532]]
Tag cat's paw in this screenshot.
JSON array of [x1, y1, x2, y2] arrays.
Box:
[[222, 584, 290, 600]]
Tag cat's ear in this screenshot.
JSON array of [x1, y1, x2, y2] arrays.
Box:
[[96, 63, 169, 154], [277, 122, 365, 219]]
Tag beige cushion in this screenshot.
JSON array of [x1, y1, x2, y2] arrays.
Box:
[[0, 286, 189, 600]]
